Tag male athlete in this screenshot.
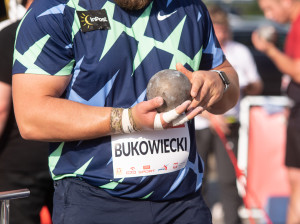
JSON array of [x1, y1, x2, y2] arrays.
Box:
[[12, 0, 239, 223]]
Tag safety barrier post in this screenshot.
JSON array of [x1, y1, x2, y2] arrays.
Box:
[[0, 189, 30, 224]]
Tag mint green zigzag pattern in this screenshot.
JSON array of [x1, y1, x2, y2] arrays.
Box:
[[14, 1, 202, 76], [13, 9, 32, 64], [49, 142, 94, 180], [100, 178, 124, 189], [66, 0, 85, 41], [17, 1, 203, 196], [140, 191, 153, 200], [99, 2, 202, 73], [13, 7, 77, 75], [99, 2, 203, 195]]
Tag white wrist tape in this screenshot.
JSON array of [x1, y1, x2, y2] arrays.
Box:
[[122, 109, 135, 133], [154, 114, 164, 130]]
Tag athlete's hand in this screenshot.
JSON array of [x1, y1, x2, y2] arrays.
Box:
[[131, 97, 163, 131], [153, 100, 203, 130], [176, 63, 225, 111], [131, 97, 202, 131]]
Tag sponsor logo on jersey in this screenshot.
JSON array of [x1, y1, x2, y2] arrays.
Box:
[[157, 10, 177, 21], [77, 9, 110, 32]]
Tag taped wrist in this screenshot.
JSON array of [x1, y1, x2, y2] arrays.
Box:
[[110, 108, 138, 134], [122, 108, 139, 133]]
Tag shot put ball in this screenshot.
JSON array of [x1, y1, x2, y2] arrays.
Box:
[[146, 69, 192, 113], [257, 25, 277, 43]]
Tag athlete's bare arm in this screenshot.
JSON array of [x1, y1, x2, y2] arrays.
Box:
[[12, 59, 238, 142], [13, 74, 112, 141], [12, 74, 195, 142]]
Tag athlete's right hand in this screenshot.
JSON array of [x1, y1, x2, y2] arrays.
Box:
[[131, 97, 203, 131]]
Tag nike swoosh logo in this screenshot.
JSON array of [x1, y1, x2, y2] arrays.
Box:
[[157, 10, 177, 21]]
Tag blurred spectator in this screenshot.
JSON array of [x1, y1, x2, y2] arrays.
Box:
[[196, 4, 263, 224], [252, 0, 300, 223], [0, 0, 27, 30], [0, 0, 54, 223]]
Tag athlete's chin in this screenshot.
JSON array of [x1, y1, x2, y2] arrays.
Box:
[[113, 0, 152, 10]]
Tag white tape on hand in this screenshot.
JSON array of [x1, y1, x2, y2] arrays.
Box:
[[154, 108, 185, 130], [154, 113, 164, 130], [172, 113, 189, 127], [162, 109, 180, 123]]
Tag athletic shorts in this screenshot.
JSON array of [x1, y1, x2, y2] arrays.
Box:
[[285, 122, 300, 168], [52, 178, 212, 224]]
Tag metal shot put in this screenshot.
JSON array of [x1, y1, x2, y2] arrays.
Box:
[[146, 69, 192, 113]]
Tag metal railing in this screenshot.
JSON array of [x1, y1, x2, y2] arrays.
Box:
[[0, 189, 30, 224]]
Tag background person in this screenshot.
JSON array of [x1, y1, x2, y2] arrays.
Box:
[[252, 0, 300, 223], [0, 0, 27, 30], [12, 0, 239, 223], [0, 0, 54, 223], [196, 4, 263, 224]]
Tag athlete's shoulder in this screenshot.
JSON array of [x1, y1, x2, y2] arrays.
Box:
[[28, 0, 70, 14], [19, 0, 76, 35]]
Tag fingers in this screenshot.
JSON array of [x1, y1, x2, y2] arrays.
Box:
[[174, 100, 191, 114], [176, 63, 193, 81], [172, 106, 203, 127], [174, 100, 203, 121], [153, 100, 204, 130], [176, 63, 205, 99], [161, 100, 191, 125], [188, 82, 216, 110], [143, 97, 164, 111], [188, 85, 208, 110], [154, 100, 191, 130]]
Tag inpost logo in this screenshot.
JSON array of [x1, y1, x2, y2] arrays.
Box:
[[79, 13, 108, 28], [90, 16, 108, 22]]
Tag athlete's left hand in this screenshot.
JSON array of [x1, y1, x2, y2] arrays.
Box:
[[176, 63, 225, 111]]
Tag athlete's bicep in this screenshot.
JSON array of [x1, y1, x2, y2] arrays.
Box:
[[13, 73, 71, 99], [12, 74, 71, 133]]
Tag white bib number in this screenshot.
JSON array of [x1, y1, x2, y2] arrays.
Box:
[[111, 124, 190, 178]]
